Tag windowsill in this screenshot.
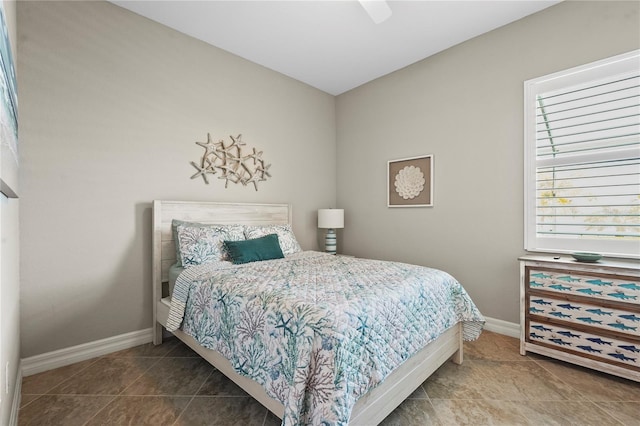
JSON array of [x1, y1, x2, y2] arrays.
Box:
[[519, 254, 640, 270]]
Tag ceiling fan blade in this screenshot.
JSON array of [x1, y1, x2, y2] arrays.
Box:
[[359, 0, 392, 24]]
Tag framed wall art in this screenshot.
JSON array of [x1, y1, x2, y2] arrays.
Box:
[[387, 155, 433, 207], [0, 1, 18, 198]]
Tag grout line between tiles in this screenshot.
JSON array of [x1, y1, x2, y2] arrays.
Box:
[[22, 356, 102, 398], [260, 407, 271, 426], [584, 401, 626, 426], [528, 356, 615, 404], [171, 363, 215, 426], [111, 356, 165, 397], [80, 394, 119, 426]]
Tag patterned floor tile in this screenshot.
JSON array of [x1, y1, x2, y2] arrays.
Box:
[[379, 398, 442, 426], [18, 395, 113, 426], [596, 401, 640, 425], [46, 357, 158, 396], [534, 358, 640, 402], [510, 400, 628, 425], [121, 357, 215, 396], [469, 359, 585, 401], [197, 369, 250, 396], [175, 396, 271, 426], [21, 358, 99, 395], [464, 330, 524, 362], [85, 395, 191, 426], [429, 399, 530, 425], [421, 358, 496, 400]]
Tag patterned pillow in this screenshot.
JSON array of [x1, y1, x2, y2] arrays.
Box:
[[244, 224, 302, 255], [171, 220, 245, 266], [176, 224, 244, 267]]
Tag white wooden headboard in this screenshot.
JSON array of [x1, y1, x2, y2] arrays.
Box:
[[152, 200, 292, 285]]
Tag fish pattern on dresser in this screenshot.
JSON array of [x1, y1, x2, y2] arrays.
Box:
[[529, 320, 639, 366], [529, 270, 640, 304]]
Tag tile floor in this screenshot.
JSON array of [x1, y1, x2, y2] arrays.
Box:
[[18, 331, 640, 425]]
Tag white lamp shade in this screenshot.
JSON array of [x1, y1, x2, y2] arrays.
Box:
[[318, 209, 344, 229]]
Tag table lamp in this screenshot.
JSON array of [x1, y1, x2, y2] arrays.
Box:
[[318, 209, 344, 255]]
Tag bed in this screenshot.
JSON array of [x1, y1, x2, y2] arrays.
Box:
[[152, 200, 484, 425]]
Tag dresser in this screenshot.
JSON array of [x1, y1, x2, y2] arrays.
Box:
[[519, 255, 640, 382]]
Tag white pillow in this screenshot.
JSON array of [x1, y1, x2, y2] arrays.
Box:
[[244, 224, 302, 255]]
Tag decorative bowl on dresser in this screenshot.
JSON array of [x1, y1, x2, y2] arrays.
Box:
[[519, 255, 640, 382]]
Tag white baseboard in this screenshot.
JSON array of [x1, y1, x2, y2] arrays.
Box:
[[9, 359, 21, 426], [483, 316, 519, 339], [22, 328, 153, 377]]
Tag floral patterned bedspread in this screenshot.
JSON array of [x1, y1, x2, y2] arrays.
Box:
[[166, 251, 484, 425]]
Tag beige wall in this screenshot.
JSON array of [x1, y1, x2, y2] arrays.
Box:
[[18, 1, 336, 357], [336, 1, 639, 324], [1, 0, 19, 423]]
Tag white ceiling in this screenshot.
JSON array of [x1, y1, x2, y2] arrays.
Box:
[[111, 0, 562, 95]]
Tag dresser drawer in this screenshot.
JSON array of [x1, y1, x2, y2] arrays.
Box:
[[528, 295, 640, 338], [528, 268, 640, 305], [528, 320, 640, 369]]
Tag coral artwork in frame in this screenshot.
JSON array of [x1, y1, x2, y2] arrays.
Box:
[[387, 155, 433, 207]]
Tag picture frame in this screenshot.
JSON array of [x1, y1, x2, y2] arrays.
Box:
[[387, 155, 433, 207], [0, 2, 18, 198]]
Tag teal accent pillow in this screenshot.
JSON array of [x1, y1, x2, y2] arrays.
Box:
[[224, 234, 285, 264]]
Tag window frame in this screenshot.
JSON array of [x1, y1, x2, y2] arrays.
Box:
[[524, 50, 640, 259]]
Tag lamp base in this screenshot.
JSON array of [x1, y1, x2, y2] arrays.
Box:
[[324, 228, 337, 255]]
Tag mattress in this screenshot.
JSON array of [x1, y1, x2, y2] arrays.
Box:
[[168, 262, 184, 296], [166, 251, 484, 425]]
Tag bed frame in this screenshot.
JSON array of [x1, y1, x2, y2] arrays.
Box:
[[152, 200, 463, 425]]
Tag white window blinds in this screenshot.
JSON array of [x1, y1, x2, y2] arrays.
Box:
[[524, 50, 640, 258]]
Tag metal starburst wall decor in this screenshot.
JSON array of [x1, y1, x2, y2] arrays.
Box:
[[190, 133, 272, 191]]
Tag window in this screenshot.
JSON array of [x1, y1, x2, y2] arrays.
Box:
[[524, 50, 640, 259]]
